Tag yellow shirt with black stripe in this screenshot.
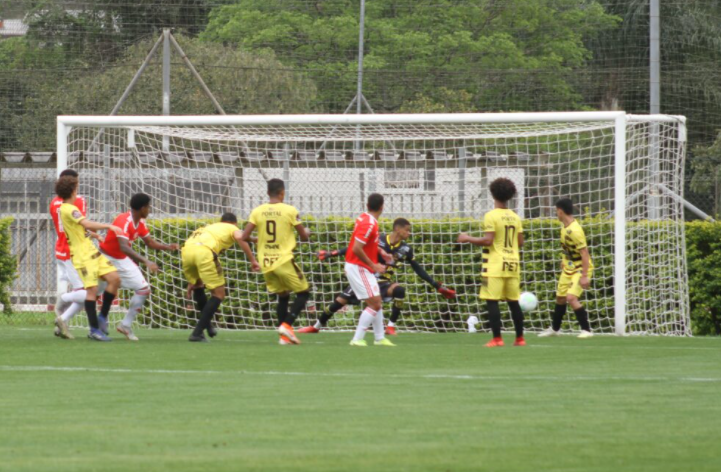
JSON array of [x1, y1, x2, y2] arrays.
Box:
[[560, 220, 594, 275], [249, 203, 301, 274], [481, 208, 523, 278]]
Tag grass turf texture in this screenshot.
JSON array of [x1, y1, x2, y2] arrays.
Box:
[[0, 327, 719, 472]]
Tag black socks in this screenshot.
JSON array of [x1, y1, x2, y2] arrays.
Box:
[[286, 291, 310, 326], [507, 301, 524, 339], [552, 303, 567, 331], [192, 296, 222, 337], [574, 307, 591, 332], [84, 300, 99, 329], [486, 301, 502, 338]]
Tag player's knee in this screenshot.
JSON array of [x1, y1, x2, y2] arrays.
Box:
[[566, 295, 580, 308], [136, 287, 151, 297], [367, 298, 382, 311], [391, 285, 406, 299], [556, 296, 567, 305], [335, 296, 348, 305], [296, 290, 310, 302], [211, 287, 226, 300]]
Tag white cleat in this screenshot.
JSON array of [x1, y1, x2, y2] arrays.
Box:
[[538, 328, 561, 338], [54, 317, 74, 339], [116, 323, 139, 341], [577, 330, 594, 339]]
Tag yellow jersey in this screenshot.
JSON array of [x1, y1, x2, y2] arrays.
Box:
[[481, 208, 523, 278], [560, 220, 594, 275], [185, 222, 240, 254], [59, 202, 96, 261], [249, 202, 301, 273]]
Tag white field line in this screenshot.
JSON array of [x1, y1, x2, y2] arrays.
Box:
[[1, 365, 720, 383]]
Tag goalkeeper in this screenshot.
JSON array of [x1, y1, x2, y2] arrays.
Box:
[[299, 218, 456, 335]]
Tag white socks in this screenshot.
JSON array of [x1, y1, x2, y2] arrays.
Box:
[[372, 309, 385, 341], [122, 293, 148, 327], [60, 302, 84, 322], [61, 289, 86, 305], [313, 320, 323, 330], [353, 307, 376, 341], [387, 320, 395, 328]]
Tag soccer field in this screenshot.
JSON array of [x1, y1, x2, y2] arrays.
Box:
[[1, 327, 719, 472]]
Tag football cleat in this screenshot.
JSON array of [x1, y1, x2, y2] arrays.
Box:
[[513, 337, 526, 347], [116, 323, 139, 341], [207, 324, 218, 338], [538, 328, 560, 338], [577, 330, 594, 339], [484, 337, 504, 348], [54, 317, 74, 340], [188, 334, 208, 343], [374, 338, 396, 347], [88, 328, 112, 342], [349, 339, 368, 347], [278, 323, 300, 345], [297, 326, 320, 334], [97, 315, 109, 335], [279, 335, 293, 345], [54, 326, 61, 337], [385, 326, 397, 336]]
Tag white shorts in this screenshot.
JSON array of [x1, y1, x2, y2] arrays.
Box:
[[105, 255, 148, 291], [56, 258, 84, 291], [345, 263, 380, 301]]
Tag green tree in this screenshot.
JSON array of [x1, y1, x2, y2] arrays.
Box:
[[9, 35, 318, 150], [201, 0, 620, 113]]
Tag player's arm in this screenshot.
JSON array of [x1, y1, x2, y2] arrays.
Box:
[[238, 224, 261, 272], [457, 232, 494, 246], [351, 240, 385, 274], [317, 246, 347, 261], [119, 238, 159, 274], [79, 218, 123, 236], [518, 232, 525, 248], [579, 247, 591, 289], [408, 257, 456, 299], [142, 235, 179, 252], [294, 223, 311, 242]]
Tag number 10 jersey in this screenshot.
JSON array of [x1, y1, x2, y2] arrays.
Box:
[[249, 202, 301, 273], [481, 208, 523, 278]]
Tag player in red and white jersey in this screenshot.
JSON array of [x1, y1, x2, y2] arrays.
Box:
[[50, 169, 90, 331], [346, 193, 394, 347], [98, 193, 178, 341]]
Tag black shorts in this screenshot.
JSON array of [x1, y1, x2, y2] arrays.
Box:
[[338, 281, 394, 305]]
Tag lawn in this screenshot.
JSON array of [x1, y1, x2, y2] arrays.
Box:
[[0, 326, 719, 472]]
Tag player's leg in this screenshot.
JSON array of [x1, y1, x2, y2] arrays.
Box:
[[270, 259, 309, 345], [504, 278, 525, 346], [189, 249, 226, 342], [385, 283, 403, 335], [540, 273, 570, 337], [345, 263, 392, 346], [111, 257, 150, 341], [54, 260, 86, 339], [97, 256, 120, 335], [480, 277, 504, 347], [568, 271, 593, 338], [299, 288, 353, 333]]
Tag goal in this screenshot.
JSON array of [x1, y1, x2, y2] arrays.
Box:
[[57, 112, 690, 335]]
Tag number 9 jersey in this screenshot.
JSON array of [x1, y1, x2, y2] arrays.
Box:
[[249, 202, 301, 273], [481, 208, 523, 278]]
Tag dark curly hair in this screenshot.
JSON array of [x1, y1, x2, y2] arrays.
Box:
[[489, 178, 517, 203], [55, 176, 78, 200]]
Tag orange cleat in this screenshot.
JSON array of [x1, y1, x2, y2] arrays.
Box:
[[298, 325, 320, 334], [278, 323, 301, 344], [385, 326, 397, 336], [279, 335, 293, 345], [485, 337, 504, 348], [513, 337, 526, 347]]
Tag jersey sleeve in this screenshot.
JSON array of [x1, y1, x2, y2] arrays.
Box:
[[66, 206, 85, 225], [406, 245, 415, 261], [248, 208, 259, 226], [518, 217, 524, 233], [482, 212, 496, 233], [354, 219, 375, 244], [138, 220, 150, 238], [572, 227, 588, 250], [288, 206, 301, 226]]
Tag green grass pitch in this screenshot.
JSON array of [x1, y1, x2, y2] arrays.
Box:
[[1, 326, 720, 472]]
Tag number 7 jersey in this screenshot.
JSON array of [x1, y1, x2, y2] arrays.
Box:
[[248, 202, 302, 273], [481, 208, 523, 278]]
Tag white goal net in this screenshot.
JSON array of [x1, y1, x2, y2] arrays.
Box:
[[59, 113, 690, 335]]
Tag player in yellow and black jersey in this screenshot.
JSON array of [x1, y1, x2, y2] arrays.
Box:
[[299, 218, 456, 336], [457, 178, 526, 347], [539, 198, 594, 339], [239, 178, 311, 345]]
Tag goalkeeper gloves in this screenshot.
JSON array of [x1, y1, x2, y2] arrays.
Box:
[[437, 284, 456, 299], [317, 249, 340, 261]]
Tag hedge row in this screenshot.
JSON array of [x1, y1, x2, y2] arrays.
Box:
[[0, 217, 16, 314], [132, 216, 698, 334]]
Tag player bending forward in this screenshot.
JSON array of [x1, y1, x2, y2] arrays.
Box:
[[457, 178, 526, 347], [300, 217, 455, 335], [183, 213, 244, 342], [54, 175, 123, 341], [98, 193, 179, 341], [239, 178, 311, 345], [51, 169, 89, 335], [539, 198, 594, 338], [346, 194, 395, 347]]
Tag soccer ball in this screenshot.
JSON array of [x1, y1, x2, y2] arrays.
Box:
[[519, 292, 538, 312]]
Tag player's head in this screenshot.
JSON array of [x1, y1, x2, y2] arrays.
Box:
[[221, 212, 238, 224], [392, 218, 411, 240], [555, 198, 574, 219], [59, 169, 78, 178], [367, 193, 384, 214], [130, 193, 151, 218], [55, 175, 78, 200], [267, 178, 285, 201], [489, 178, 516, 204]]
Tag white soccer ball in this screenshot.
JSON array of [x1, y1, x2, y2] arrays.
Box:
[[519, 292, 538, 312]]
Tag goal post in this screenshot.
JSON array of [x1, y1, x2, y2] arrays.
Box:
[[57, 112, 690, 335]]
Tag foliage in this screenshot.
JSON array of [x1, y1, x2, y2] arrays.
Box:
[[201, 0, 620, 113], [685, 221, 721, 335], [689, 130, 721, 218], [0, 217, 17, 314]]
